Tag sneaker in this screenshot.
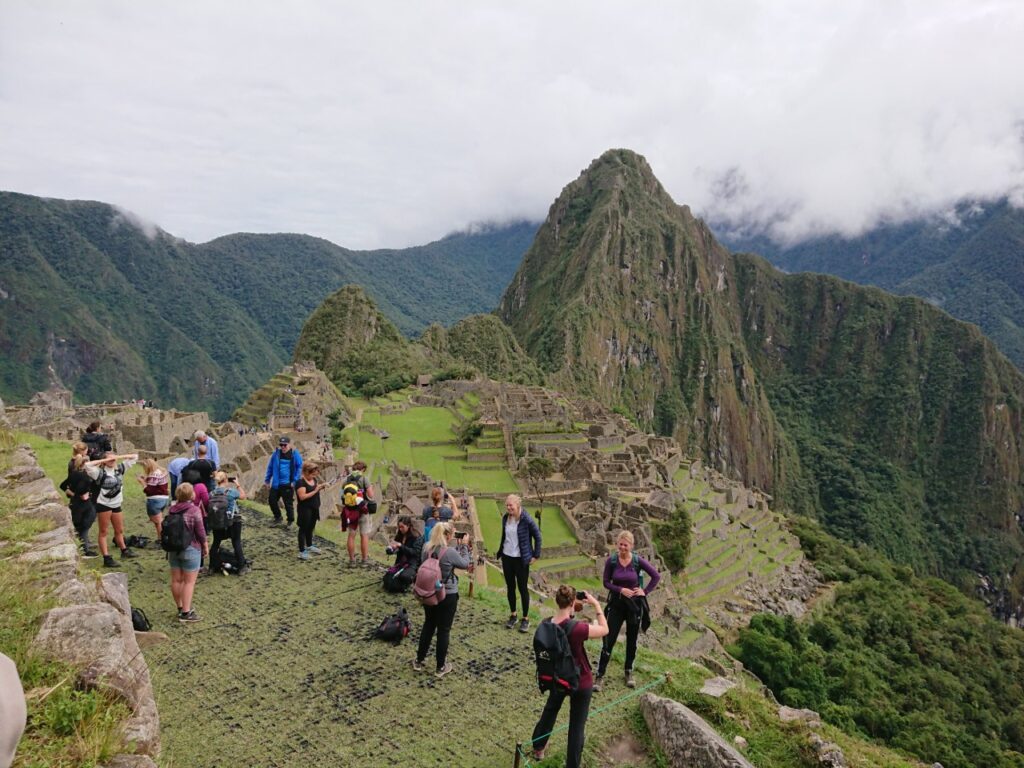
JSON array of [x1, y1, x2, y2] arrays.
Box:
[[412, 658, 425, 673], [270, 518, 283, 527], [82, 547, 99, 559], [504, 614, 518, 630], [102, 555, 117, 568], [307, 545, 322, 555], [179, 610, 201, 623], [625, 670, 636, 689], [593, 674, 604, 692], [120, 548, 138, 559], [298, 550, 309, 561], [518, 618, 530, 633], [237, 565, 251, 576], [435, 662, 454, 679]]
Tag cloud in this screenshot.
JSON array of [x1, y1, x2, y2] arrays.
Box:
[[1, 1, 1023, 248]]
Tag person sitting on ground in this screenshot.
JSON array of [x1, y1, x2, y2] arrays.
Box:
[[340, 460, 374, 566], [496, 493, 542, 633], [85, 451, 139, 568], [81, 421, 112, 460], [384, 515, 423, 592], [529, 586, 608, 767], [421, 486, 454, 540], [183, 445, 216, 492], [167, 455, 190, 498], [166, 483, 208, 622], [296, 462, 332, 560], [413, 522, 471, 678], [192, 430, 220, 469], [594, 529, 661, 691], [136, 458, 170, 539], [209, 471, 248, 575], [60, 454, 98, 557], [264, 436, 303, 527]]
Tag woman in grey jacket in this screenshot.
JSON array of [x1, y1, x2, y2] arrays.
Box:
[[414, 522, 471, 678]]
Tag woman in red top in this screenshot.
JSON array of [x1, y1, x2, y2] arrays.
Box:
[[136, 458, 170, 538], [529, 585, 608, 767]]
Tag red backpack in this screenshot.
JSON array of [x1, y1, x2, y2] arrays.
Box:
[[413, 547, 447, 606]]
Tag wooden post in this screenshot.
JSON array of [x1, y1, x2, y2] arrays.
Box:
[[513, 742, 523, 768]]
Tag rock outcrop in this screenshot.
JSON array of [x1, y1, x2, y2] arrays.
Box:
[[640, 693, 754, 768]]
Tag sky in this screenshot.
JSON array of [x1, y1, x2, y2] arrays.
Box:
[[2, 1, 1023, 249]]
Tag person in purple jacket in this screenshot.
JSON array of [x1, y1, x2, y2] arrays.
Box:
[[594, 529, 660, 691], [166, 483, 208, 623]]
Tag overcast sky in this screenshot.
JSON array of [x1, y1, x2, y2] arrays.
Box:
[[2, 1, 1023, 249]]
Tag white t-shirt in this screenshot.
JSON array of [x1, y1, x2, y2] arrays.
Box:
[[87, 459, 135, 509], [502, 517, 521, 558]]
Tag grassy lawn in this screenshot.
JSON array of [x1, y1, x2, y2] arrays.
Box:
[[476, 500, 576, 551]]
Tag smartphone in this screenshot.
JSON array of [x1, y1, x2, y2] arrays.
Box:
[[455, 531, 467, 540], [576, 590, 586, 600]]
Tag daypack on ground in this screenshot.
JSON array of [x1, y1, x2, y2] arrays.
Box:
[[131, 606, 151, 632], [383, 562, 415, 593], [372, 608, 411, 645], [533, 618, 580, 693], [207, 489, 232, 531], [413, 547, 447, 606], [161, 509, 190, 552]]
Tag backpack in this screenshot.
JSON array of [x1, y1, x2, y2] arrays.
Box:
[[207, 489, 232, 531], [533, 618, 580, 693], [372, 608, 411, 645], [83, 432, 110, 461], [413, 547, 447, 606], [161, 508, 190, 553], [131, 606, 152, 632], [341, 474, 365, 509], [606, 552, 644, 593], [95, 468, 123, 501], [383, 563, 415, 593]]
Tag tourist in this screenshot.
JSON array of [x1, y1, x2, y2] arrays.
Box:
[[384, 515, 422, 592], [340, 460, 374, 566], [296, 462, 331, 560], [421, 486, 453, 540], [496, 494, 542, 632], [594, 530, 661, 690], [166, 483, 208, 622], [413, 522, 471, 678], [85, 452, 140, 568], [184, 445, 216, 492], [81, 421, 112, 460], [264, 436, 302, 527], [192, 430, 220, 469], [529, 586, 608, 766], [136, 458, 170, 539], [209, 471, 248, 575], [59, 454, 97, 557], [66, 441, 88, 476], [167, 455, 190, 497]]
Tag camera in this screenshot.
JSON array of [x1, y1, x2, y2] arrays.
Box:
[[228, 476, 237, 482], [454, 531, 467, 540], [576, 591, 586, 600], [385, 546, 396, 556]]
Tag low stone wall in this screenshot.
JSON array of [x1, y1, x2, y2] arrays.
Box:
[[639, 693, 754, 768], [3, 445, 160, 765]]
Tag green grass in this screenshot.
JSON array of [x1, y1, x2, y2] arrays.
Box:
[[476, 500, 576, 552]]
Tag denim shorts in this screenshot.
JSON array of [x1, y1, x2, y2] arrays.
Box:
[[167, 546, 201, 572], [146, 497, 169, 517]]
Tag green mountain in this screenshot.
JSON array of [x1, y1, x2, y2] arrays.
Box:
[[498, 149, 1024, 618], [424, 314, 544, 385], [0, 191, 535, 416], [719, 200, 1024, 371]]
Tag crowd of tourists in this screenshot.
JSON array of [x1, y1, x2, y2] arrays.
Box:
[[59, 424, 661, 766]]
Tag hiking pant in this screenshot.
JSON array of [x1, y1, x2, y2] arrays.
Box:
[[597, 598, 640, 676], [501, 554, 530, 617], [209, 520, 244, 572], [297, 508, 318, 551], [417, 592, 459, 670], [70, 498, 96, 550], [268, 485, 294, 524], [531, 686, 592, 768]]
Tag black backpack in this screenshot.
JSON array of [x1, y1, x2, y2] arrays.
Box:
[[533, 618, 580, 693], [181, 463, 202, 486], [94, 468, 123, 502], [207, 489, 232, 531], [372, 608, 411, 645], [83, 432, 110, 461], [131, 606, 151, 632], [161, 508, 190, 552]]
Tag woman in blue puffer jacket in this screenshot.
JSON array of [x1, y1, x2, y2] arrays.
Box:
[[495, 494, 542, 633]]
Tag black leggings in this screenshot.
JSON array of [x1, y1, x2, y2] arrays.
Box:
[[297, 507, 318, 551], [531, 687, 592, 768], [597, 598, 640, 676], [209, 520, 244, 571], [417, 592, 459, 670], [70, 498, 96, 548], [501, 554, 530, 617]]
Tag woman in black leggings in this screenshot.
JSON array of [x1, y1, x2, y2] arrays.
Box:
[[296, 462, 331, 560], [496, 494, 542, 633]]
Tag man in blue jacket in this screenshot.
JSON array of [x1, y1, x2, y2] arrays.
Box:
[[264, 436, 303, 526]]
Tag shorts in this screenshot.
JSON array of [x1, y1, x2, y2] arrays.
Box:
[[96, 504, 121, 515], [167, 546, 202, 572], [146, 497, 169, 517], [358, 513, 373, 535]]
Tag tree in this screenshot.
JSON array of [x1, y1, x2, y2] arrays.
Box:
[[521, 455, 555, 530]]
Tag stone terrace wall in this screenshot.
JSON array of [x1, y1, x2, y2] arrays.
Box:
[[2, 444, 160, 765]]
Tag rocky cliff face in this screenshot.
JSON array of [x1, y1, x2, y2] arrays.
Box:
[[499, 149, 1024, 616]]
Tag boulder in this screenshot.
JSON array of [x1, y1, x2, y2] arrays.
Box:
[[52, 578, 99, 606], [699, 676, 737, 698], [640, 693, 755, 768], [100, 573, 132, 617], [778, 705, 822, 728], [134, 631, 170, 650], [808, 732, 846, 767]]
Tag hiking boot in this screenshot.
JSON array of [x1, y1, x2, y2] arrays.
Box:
[[518, 618, 530, 633], [102, 555, 117, 568], [435, 662, 454, 679], [625, 670, 636, 689], [270, 518, 283, 527], [179, 610, 201, 623], [307, 545, 322, 555], [593, 674, 604, 692], [504, 614, 518, 630], [237, 565, 251, 576], [298, 550, 309, 561], [82, 547, 99, 559], [412, 658, 425, 673], [120, 548, 138, 559]]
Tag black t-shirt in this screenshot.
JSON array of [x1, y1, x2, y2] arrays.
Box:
[[184, 459, 215, 485], [60, 469, 93, 499], [296, 479, 321, 517]]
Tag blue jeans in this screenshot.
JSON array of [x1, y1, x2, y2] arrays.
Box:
[[146, 497, 169, 517], [168, 546, 201, 572]]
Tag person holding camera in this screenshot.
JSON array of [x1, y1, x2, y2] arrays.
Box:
[[296, 462, 333, 560], [137, 458, 169, 539], [384, 515, 423, 592], [421, 486, 453, 540], [209, 471, 247, 575], [529, 586, 608, 766], [496, 494, 542, 632], [413, 522, 471, 678]]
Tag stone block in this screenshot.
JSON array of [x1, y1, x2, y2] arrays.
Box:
[[640, 694, 754, 768]]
